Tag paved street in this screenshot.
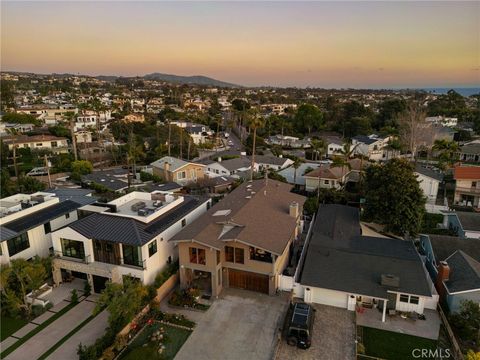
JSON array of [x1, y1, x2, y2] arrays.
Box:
[[276, 304, 356, 360], [45, 310, 108, 360], [5, 298, 97, 360], [176, 289, 288, 360]]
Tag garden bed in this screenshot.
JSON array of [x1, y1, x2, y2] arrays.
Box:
[[168, 288, 211, 312], [120, 322, 191, 360]]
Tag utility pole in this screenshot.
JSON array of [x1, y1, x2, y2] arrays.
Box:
[[179, 126, 183, 159], [187, 137, 191, 161], [167, 119, 171, 157], [10, 145, 20, 179]]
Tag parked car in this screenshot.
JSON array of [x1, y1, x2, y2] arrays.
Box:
[[27, 167, 48, 176], [284, 302, 315, 349]]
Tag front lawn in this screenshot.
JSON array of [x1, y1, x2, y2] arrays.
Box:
[[1, 315, 28, 341], [120, 322, 191, 360], [361, 326, 438, 360]]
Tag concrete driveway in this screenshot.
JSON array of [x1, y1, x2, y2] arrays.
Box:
[[175, 288, 288, 360], [276, 304, 356, 360]]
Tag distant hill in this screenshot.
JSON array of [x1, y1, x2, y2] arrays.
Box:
[[143, 72, 239, 87]]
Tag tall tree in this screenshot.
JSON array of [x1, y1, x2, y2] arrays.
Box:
[[64, 111, 78, 161], [364, 158, 426, 236], [397, 102, 428, 160], [295, 104, 324, 135], [247, 110, 265, 181]]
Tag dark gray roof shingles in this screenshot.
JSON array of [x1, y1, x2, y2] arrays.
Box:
[[445, 251, 480, 293]]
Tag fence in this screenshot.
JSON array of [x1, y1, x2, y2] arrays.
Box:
[[437, 305, 464, 360], [294, 213, 315, 282]]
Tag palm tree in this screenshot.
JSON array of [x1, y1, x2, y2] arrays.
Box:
[[64, 111, 78, 161], [433, 139, 459, 169], [292, 157, 304, 188], [331, 156, 352, 188], [247, 110, 265, 181], [311, 139, 326, 161]]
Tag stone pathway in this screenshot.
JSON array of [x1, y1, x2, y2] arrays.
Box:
[[5, 297, 97, 360], [45, 310, 109, 360]]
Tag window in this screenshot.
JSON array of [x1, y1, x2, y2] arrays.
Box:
[[410, 296, 420, 305], [65, 213, 70, 219], [225, 246, 234, 262], [324, 180, 329, 185], [7, 233, 30, 256], [235, 248, 244, 264], [148, 240, 157, 257], [44, 222, 51, 234], [473, 181, 477, 188], [123, 244, 141, 267], [189, 247, 206, 265], [177, 171, 186, 180], [249, 247, 273, 263], [399, 294, 409, 303], [61, 238, 85, 259], [181, 219, 187, 228], [51, 141, 58, 147], [36, 143, 43, 147]]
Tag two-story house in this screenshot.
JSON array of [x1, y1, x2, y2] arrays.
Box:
[[453, 165, 480, 209], [170, 180, 306, 297], [352, 134, 395, 161], [151, 156, 206, 185], [51, 191, 211, 293], [0, 192, 92, 264], [3, 135, 69, 154]]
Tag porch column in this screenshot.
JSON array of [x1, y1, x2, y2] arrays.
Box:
[[382, 299, 387, 322]]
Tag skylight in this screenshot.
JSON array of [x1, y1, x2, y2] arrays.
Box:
[[213, 209, 231, 216]]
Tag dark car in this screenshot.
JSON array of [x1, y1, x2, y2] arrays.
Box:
[[285, 302, 315, 349]]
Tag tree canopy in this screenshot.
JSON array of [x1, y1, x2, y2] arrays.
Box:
[[363, 159, 426, 236]]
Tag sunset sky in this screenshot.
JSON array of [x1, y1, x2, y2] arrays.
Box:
[[1, 1, 479, 88]]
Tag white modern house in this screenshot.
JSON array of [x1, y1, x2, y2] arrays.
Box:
[[202, 157, 251, 178], [352, 134, 396, 161], [51, 191, 211, 292], [414, 165, 444, 205], [0, 192, 91, 265]]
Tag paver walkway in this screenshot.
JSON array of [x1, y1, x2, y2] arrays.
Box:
[[5, 299, 96, 360], [45, 310, 109, 360]]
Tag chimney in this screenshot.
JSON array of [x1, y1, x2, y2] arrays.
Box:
[[436, 261, 450, 284], [289, 201, 299, 218], [164, 161, 170, 172]]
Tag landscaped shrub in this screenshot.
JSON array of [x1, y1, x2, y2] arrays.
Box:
[[84, 282, 91, 297], [71, 289, 79, 303]]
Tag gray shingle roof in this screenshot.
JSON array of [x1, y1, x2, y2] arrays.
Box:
[[456, 212, 480, 231], [428, 235, 480, 263], [353, 135, 379, 145], [300, 204, 432, 298], [445, 250, 480, 293], [2, 200, 82, 237], [254, 155, 289, 166], [69, 197, 205, 246], [415, 165, 444, 182], [218, 158, 251, 171]]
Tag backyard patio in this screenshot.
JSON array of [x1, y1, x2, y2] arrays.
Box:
[[356, 307, 441, 340]]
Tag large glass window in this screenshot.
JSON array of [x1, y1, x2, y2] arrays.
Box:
[[249, 247, 273, 263], [225, 246, 244, 264], [399, 294, 409, 303], [235, 248, 244, 264], [7, 233, 30, 256], [410, 296, 419, 305], [123, 244, 141, 267], [189, 247, 206, 265], [44, 222, 51, 234], [148, 240, 157, 257], [61, 238, 85, 260]]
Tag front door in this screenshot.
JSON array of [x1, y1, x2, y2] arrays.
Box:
[[92, 275, 109, 293]]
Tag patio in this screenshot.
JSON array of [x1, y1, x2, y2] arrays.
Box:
[[356, 307, 441, 340], [43, 278, 86, 305]]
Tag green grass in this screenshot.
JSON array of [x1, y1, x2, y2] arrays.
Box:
[[37, 313, 96, 360], [120, 323, 191, 360], [361, 326, 438, 360], [1, 315, 28, 341], [0, 302, 77, 358]]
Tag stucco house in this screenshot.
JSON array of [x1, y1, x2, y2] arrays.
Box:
[[414, 165, 443, 205], [51, 191, 210, 292], [151, 156, 206, 185], [300, 205, 438, 322], [170, 179, 306, 297], [453, 165, 480, 209]]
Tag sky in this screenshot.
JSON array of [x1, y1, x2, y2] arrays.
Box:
[[1, 1, 479, 88]]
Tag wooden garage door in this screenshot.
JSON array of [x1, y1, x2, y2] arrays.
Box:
[[228, 269, 269, 294]]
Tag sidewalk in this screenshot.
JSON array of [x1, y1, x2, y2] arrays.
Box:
[[5, 298, 97, 360], [45, 310, 108, 360]]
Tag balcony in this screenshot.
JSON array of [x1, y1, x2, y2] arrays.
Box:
[[54, 250, 91, 264], [455, 186, 480, 195]]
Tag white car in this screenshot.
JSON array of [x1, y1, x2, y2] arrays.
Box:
[[27, 167, 48, 176]]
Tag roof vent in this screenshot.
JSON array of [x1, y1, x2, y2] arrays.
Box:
[[246, 196, 251, 199], [381, 274, 400, 288], [213, 209, 231, 217]]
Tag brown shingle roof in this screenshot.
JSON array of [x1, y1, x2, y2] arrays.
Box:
[[171, 179, 306, 255], [454, 166, 480, 180]]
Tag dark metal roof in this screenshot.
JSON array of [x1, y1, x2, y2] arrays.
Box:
[[352, 135, 378, 145], [70, 197, 206, 246], [45, 189, 97, 206], [300, 204, 432, 298], [0, 226, 18, 241], [445, 251, 480, 293], [2, 200, 82, 235]]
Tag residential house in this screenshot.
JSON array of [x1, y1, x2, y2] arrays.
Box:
[[51, 191, 211, 292], [352, 134, 395, 161], [457, 142, 480, 163], [419, 234, 480, 313], [75, 131, 93, 144], [425, 116, 458, 128], [304, 159, 364, 192], [0, 192, 93, 264], [414, 165, 444, 205], [3, 134, 69, 154], [170, 180, 306, 297], [441, 211, 480, 239], [0, 122, 35, 136], [266, 135, 311, 149], [81, 168, 137, 193], [151, 156, 206, 185], [453, 166, 480, 209], [326, 138, 345, 157], [278, 162, 321, 188], [123, 113, 145, 123], [254, 155, 294, 171], [170, 121, 213, 144], [201, 157, 251, 179], [74, 115, 98, 131], [300, 205, 438, 324]]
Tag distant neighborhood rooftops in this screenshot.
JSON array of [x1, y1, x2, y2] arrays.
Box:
[[150, 156, 205, 172]]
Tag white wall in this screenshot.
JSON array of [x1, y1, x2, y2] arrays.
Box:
[[416, 174, 440, 204], [305, 287, 349, 308]]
